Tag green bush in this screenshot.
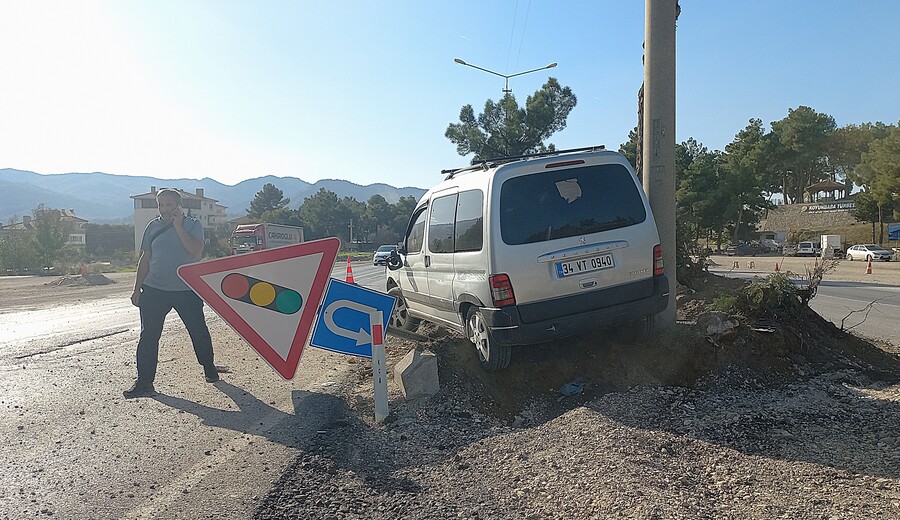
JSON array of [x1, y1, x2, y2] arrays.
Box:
[[709, 273, 802, 320]]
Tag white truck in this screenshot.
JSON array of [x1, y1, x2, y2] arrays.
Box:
[[230, 223, 304, 254], [820, 234, 842, 258]]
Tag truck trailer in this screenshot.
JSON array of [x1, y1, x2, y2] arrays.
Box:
[[820, 234, 842, 258], [230, 223, 304, 254]]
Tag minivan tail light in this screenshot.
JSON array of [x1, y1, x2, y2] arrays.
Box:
[[489, 274, 516, 307], [653, 244, 664, 276]]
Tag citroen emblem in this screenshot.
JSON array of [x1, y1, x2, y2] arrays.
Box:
[[579, 237, 586, 245]]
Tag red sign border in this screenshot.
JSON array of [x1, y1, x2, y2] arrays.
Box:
[[178, 237, 340, 380]]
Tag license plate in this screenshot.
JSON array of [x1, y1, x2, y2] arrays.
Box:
[[555, 253, 615, 278]]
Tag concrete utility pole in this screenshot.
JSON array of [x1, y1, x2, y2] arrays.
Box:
[[642, 0, 678, 326]]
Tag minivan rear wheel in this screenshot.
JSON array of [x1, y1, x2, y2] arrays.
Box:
[[388, 287, 420, 332], [466, 307, 510, 372], [615, 314, 656, 344]]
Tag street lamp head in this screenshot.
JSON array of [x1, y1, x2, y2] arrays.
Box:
[[454, 58, 558, 94]]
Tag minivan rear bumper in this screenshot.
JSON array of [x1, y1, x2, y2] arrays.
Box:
[[481, 275, 669, 346]]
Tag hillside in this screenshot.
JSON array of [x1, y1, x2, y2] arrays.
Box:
[[0, 169, 425, 223]]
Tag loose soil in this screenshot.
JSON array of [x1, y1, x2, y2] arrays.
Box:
[[256, 269, 899, 519]]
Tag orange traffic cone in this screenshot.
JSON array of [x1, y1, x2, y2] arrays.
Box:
[[345, 257, 355, 284], [865, 259, 873, 275]]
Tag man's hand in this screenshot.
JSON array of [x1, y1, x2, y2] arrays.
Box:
[[171, 206, 185, 227], [131, 289, 141, 307]]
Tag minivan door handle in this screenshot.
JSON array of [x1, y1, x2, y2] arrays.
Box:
[[424, 255, 431, 268]]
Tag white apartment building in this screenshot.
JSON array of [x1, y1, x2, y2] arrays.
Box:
[[0, 209, 87, 248], [131, 187, 228, 255]]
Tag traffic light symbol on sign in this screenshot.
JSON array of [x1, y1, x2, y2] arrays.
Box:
[[221, 273, 302, 314]]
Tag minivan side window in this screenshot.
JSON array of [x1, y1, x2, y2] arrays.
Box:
[[499, 164, 647, 245], [428, 194, 457, 254], [406, 207, 428, 254], [455, 190, 483, 252]]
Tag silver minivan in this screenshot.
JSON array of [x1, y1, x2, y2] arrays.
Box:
[[386, 146, 669, 371]]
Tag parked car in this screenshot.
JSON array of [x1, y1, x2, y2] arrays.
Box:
[[845, 244, 893, 262], [748, 242, 768, 255], [385, 146, 669, 372], [372, 244, 398, 266], [783, 244, 798, 257], [725, 243, 753, 256], [796, 241, 821, 257]]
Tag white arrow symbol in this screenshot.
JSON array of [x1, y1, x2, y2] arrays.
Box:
[[323, 299, 378, 346]]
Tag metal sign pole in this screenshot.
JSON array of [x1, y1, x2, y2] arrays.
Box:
[[370, 310, 389, 423]]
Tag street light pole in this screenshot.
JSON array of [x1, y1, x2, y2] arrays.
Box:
[[454, 58, 557, 94]]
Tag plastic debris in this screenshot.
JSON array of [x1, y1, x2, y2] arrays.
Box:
[[560, 382, 583, 396]]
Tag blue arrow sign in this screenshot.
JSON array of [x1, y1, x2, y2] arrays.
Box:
[[310, 279, 397, 358]]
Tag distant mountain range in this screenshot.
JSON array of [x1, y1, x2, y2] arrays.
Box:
[[0, 169, 426, 224]]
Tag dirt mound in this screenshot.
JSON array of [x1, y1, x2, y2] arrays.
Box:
[[390, 274, 900, 424], [44, 273, 116, 287]]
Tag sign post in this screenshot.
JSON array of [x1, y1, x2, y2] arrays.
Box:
[[370, 310, 389, 423]]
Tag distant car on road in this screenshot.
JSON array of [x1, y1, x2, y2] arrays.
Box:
[[783, 244, 798, 257], [373, 245, 398, 266], [845, 244, 892, 262]]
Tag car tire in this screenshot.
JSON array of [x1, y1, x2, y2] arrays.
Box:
[[615, 314, 656, 344], [466, 307, 510, 372], [846, 253, 853, 261], [387, 287, 420, 332]]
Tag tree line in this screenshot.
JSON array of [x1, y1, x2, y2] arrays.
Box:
[[254, 98, 898, 254], [618, 107, 899, 246], [245, 183, 418, 246], [0, 204, 136, 273]]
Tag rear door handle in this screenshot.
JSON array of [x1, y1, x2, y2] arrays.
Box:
[[424, 255, 431, 268]]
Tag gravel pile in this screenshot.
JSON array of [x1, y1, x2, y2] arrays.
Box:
[[254, 330, 900, 519], [43, 273, 116, 286]]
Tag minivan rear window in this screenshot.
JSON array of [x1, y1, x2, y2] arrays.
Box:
[[499, 164, 646, 245]]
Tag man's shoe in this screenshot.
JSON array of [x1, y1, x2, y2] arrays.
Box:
[[204, 369, 220, 383], [123, 381, 157, 398]]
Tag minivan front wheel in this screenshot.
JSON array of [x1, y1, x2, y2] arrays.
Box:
[[388, 287, 420, 332], [466, 308, 511, 372]]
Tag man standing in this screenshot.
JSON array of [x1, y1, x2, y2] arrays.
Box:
[[124, 188, 219, 398]]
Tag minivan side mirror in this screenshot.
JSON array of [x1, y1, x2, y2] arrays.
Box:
[[386, 249, 404, 271]]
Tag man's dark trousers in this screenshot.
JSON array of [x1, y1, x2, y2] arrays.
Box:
[[136, 285, 215, 383]]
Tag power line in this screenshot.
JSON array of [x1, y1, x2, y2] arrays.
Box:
[[514, 0, 532, 71], [505, 0, 519, 73]]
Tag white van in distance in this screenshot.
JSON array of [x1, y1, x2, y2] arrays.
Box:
[[385, 146, 669, 371]]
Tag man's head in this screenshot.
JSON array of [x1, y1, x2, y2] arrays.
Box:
[[156, 189, 182, 220]]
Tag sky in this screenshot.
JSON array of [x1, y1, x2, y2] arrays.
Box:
[[1, 0, 899, 190]]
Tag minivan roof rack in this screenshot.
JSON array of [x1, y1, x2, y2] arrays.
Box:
[[440, 145, 606, 179]]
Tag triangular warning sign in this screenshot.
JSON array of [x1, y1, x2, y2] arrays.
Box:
[[177, 237, 340, 380]]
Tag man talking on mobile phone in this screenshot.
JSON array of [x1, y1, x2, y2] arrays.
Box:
[[124, 188, 219, 398]]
